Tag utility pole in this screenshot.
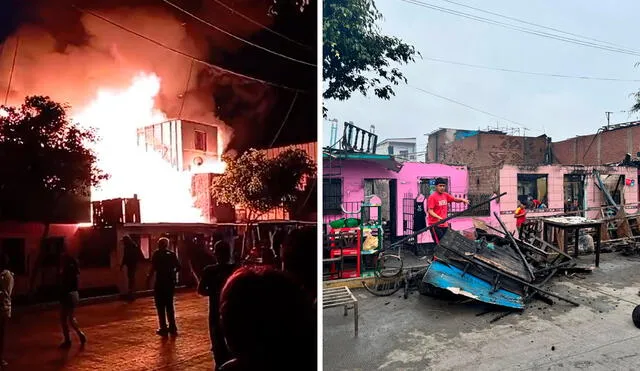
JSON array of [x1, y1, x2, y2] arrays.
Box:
[[605, 111, 613, 130]]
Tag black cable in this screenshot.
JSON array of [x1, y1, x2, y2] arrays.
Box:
[[438, 0, 637, 52], [161, 0, 316, 67], [408, 84, 530, 129], [399, 0, 640, 57], [424, 56, 640, 82], [209, 0, 313, 51]]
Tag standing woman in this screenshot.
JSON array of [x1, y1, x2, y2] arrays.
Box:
[[59, 250, 86, 348]]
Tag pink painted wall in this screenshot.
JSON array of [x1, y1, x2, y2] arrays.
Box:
[[324, 160, 499, 243], [498, 165, 639, 231]]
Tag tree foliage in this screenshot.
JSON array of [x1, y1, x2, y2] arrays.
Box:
[[323, 0, 419, 101], [269, 0, 313, 15], [0, 96, 108, 221], [211, 148, 316, 220], [631, 91, 640, 113]]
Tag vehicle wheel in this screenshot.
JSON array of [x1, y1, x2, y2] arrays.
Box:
[[377, 254, 403, 278], [632, 305, 640, 328]]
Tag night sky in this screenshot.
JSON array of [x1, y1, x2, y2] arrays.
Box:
[[0, 0, 317, 152]]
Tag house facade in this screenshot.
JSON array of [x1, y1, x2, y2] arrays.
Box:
[[376, 137, 418, 161], [136, 119, 221, 173], [497, 164, 638, 231], [323, 156, 498, 244]]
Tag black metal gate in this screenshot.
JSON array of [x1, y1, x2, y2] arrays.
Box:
[[402, 192, 414, 237]]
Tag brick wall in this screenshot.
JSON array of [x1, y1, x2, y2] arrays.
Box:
[[552, 124, 640, 165], [468, 165, 501, 194], [437, 133, 548, 167]]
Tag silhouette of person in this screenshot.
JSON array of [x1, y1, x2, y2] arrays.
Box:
[[0, 255, 14, 367], [58, 251, 86, 348], [147, 237, 181, 336], [198, 241, 237, 370], [121, 235, 143, 301], [281, 226, 316, 300], [218, 267, 315, 371]]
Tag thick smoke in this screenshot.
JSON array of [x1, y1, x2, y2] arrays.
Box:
[[0, 2, 279, 151]]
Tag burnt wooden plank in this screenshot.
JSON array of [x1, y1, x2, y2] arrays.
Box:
[[438, 231, 531, 282]]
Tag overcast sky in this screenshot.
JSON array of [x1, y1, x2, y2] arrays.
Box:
[[323, 0, 640, 151]]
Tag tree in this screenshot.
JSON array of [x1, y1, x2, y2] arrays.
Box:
[[631, 91, 640, 113], [323, 0, 419, 102], [0, 96, 107, 293], [211, 148, 316, 254], [211, 148, 316, 221]]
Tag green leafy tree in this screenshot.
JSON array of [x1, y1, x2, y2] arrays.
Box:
[[211, 148, 316, 221], [211, 148, 316, 254], [631, 91, 640, 113], [323, 0, 419, 102], [0, 96, 107, 293]]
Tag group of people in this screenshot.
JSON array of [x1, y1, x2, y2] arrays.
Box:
[[0, 249, 86, 368], [127, 228, 316, 370], [426, 177, 534, 241], [0, 227, 315, 370]]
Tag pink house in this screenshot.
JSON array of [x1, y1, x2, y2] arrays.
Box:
[[323, 156, 499, 244], [496, 164, 639, 231]]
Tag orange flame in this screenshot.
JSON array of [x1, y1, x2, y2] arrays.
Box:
[[74, 73, 207, 223]]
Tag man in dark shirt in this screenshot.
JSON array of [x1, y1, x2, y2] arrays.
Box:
[[147, 237, 181, 336], [198, 241, 237, 370]]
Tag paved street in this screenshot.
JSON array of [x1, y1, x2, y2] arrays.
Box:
[[7, 292, 214, 370], [324, 253, 640, 370]]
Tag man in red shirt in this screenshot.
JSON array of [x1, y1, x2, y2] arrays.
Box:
[[427, 178, 469, 244]]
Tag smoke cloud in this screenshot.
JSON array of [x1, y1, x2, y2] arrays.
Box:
[[0, 1, 282, 152]]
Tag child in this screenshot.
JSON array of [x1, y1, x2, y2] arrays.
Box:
[[514, 200, 527, 240]]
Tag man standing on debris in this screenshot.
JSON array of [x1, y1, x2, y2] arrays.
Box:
[[147, 237, 181, 336], [427, 178, 469, 244], [514, 200, 527, 239]]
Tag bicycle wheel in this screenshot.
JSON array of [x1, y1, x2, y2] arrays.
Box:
[[377, 254, 403, 278]]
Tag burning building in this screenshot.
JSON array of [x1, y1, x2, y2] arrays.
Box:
[[136, 119, 221, 172], [136, 118, 234, 223]]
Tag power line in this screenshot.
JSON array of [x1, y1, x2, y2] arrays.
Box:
[[423, 56, 640, 82], [408, 84, 531, 130], [437, 0, 635, 51], [73, 6, 309, 94], [161, 0, 316, 67], [209, 0, 313, 51], [399, 0, 640, 57], [4, 36, 19, 105], [269, 91, 299, 147]]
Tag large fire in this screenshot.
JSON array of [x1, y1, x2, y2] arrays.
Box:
[[74, 73, 223, 223]]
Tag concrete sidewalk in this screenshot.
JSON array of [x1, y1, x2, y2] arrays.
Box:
[[323, 253, 640, 370], [7, 291, 213, 370]]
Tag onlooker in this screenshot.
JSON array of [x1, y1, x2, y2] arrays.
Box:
[[59, 251, 86, 348], [147, 237, 181, 336], [121, 235, 143, 301], [514, 200, 527, 239], [218, 267, 315, 371], [281, 227, 316, 299], [0, 256, 14, 367], [426, 178, 469, 243], [198, 241, 237, 370]]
